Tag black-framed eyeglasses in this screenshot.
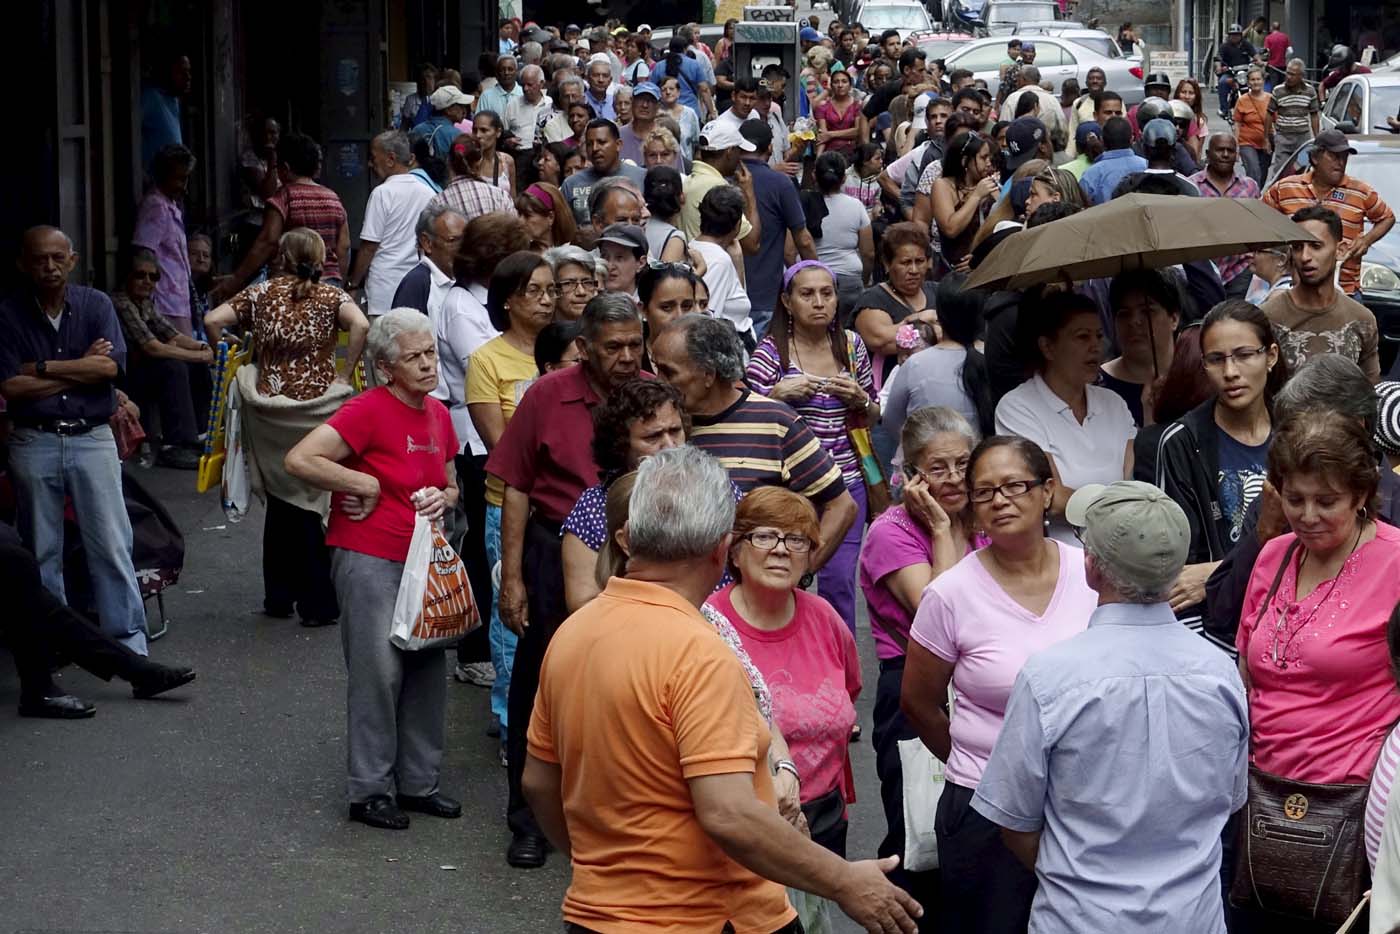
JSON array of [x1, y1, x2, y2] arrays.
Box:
[[1202, 345, 1267, 369], [556, 276, 597, 292], [738, 530, 813, 553], [969, 479, 1043, 504]]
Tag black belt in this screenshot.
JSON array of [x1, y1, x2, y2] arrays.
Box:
[[13, 416, 107, 436]]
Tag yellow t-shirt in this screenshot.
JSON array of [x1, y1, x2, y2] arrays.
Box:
[[466, 335, 539, 506]]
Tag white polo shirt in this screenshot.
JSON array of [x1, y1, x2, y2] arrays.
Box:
[[994, 372, 1136, 543]]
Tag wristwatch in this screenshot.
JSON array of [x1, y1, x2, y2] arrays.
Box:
[[35, 360, 47, 376]]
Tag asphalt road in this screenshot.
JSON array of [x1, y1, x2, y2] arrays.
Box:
[[0, 466, 890, 934]]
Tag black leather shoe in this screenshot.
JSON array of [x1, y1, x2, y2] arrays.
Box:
[[299, 617, 338, 628], [157, 445, 202, 470], [506, 833, 548, 868], [349, 795, 410, 830], [396, 792, 462, 819], [19, 694, 96, 719], [131, 665, 197, 699]]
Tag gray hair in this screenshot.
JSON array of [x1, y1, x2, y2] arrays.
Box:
[[588, 176, 641, 220], [661, 314, 745, 381], [373, 130, 412, 165], [520, 42, 544, 64], [1287, 57, 1305, 69], [614, 85, 633, 102], [1084, 538, 1167, 604], [1020, 65, 1041, 85], [558, 75, 586, 95], [627, 446, 737, 561], [367, 307, 434, 368], [1274, 354, 1377, 436], [542, 244, 596, 275], [579, 291, 644, 341], [128, 247, 160, 273], [415, 202, 464, 239], [901, 406, 979, 462], [519, 63, 544, 83]]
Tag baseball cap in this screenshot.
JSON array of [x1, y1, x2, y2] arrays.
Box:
[[596, 224, 647, 255], [637, 23, 652, 31], [1020, 41, 1036, 52], [1075, 120, 1102, 150], [1066, 481, 1190, 593], [1314, 128, 1358, 155], [698, 120, 758, 152], [565, 23, 581, 33], [800, 26, 823, 42], [612, 25, 630, 35], [739, 117, 774, 152], [1144, 71, 1172, 90], [1141, 117, 1178, 147], [429, 86, 475, 110], [1377, 382, 1400, 456], [1005, 116, 1047, 171], [632, 81, 661, 100], [1228, 22, 1244, 33]]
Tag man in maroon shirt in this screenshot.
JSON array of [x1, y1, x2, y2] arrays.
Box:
[[1263, 23, 1290, 86], [486, 291, 646, 869]]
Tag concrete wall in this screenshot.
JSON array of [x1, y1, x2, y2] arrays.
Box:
[[1073, 0, 1175, 52]]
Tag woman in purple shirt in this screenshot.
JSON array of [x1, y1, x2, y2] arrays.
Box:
[[858, 405, 984, 910]]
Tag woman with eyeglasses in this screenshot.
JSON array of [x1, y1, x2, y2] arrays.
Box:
[[637, 261, 697, 369], [901, 434, 1095, 933], [933, 129, 1001, 272], [1233, 411, 1400, 930], [995, 291, 1136, 543], [1246, 245, 1293, 306], [859, 406, 985, 910], [541, 244, 600, 321], [1154, 301, 1287, 625], [706, 486, 862, 856]]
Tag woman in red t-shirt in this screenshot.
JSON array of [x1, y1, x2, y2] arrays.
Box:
[[287, 309, 461, 832]]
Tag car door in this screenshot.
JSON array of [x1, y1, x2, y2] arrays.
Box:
[[950, 41, 1015, 94], [1037, 39, 1078, 88], [1322, 81, 1356, 132]]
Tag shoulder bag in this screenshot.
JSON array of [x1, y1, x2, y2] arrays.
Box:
[[842, 330, 891, 519], [1228, 539, 1372, 926]]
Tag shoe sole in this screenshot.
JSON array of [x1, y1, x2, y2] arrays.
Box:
[[19, 706, 96, 719]]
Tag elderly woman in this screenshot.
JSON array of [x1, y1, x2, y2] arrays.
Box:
[[514, 181, 576, 250], [706, 486, 861, 856], [657, 75, 702, 155], [285, 309, 461, 830], [541, 244, 601, 320], [643, 126, 684, 172], [432, 135, 517, 222], [995, 290, 1136, 543], [859, 406, 983, 909], [613, 85, 633, 126], [901, 434, 1095, 932], [205, 228, 368, 627], [747, 260, 878, 637], [1232, 411, 1400, 929], [561, 379, 690, 611]]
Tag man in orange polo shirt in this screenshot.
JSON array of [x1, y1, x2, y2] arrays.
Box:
[[1262, 129, 1394, 296], [524, 446, 922, 934]]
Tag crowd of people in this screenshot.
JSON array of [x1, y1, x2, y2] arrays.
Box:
[[13, 11, 1400, 934]]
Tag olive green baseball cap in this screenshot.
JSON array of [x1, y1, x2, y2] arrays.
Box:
[[1066, 481, 1190, 593]]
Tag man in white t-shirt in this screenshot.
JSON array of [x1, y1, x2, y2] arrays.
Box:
[[690, 184, 755, 343], [346, 130, 438, 317]]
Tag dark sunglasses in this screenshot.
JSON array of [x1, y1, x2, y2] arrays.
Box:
[[131, 270, 162, 282]]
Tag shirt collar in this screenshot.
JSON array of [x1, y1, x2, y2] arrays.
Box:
[[1099, 148, 1137, 162], [557, 360, 604, 405], [600, 576, 707, 619], [1031, 373, 1074, 415], [426, 258, 455, 288], [1088, 601, 1178, 628], [691, 160, 724, 182]]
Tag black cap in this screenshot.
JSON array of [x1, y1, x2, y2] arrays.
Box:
[[739, 118, 774, 153], [596, 223, 647, 255], [1313, 128, 1358, 155], [1005, 116, 1047, 171]]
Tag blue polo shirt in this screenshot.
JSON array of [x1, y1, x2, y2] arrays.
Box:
[[972, 601, 1248, 934], [1078, 148, 1148, 205], [741, 157, 807, 334], [0, 285, 126, 422]]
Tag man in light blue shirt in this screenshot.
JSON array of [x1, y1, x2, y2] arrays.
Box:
[[476, 55, 522, 119], [1078, 116, 1147, 205], [973, 481, 1249, 934]]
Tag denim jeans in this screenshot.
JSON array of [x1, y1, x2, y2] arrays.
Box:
[[7, 425, 149, 655], [485, 503, 516, 726]]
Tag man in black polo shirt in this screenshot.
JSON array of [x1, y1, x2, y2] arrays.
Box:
[[862, 48, 936, 127], [0, 225, 151, 654]]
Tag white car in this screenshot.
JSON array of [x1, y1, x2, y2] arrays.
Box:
[[1321, 74, 1400, 135], [941, 34, 1145, 104], [983, 0, 1059, 35], [1013, 24, 1127, 62], [851, 1, 934, 36]]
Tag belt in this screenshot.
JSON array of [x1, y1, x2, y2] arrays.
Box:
[[14, 416, 107, 436]]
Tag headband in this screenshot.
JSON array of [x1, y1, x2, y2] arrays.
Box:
[[524, 183, 553, 209], [782, 259, 836, 291]]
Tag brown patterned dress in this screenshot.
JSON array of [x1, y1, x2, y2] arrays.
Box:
[[229, 277, 348, 400]]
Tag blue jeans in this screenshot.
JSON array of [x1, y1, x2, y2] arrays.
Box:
[[8, 425, 149, 654], [484, 503, 516, 726], [1217, 72, 1234, 113]]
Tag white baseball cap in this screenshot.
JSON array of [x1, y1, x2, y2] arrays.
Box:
[[429, 86, 474, 109], [698, 120, 757, 152]]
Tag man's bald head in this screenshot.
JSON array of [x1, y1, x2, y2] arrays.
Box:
[[19, 225, 77, 292], [22, 225, 74, 255]]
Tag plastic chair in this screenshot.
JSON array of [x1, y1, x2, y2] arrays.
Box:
[[196, 339, 254, 494]]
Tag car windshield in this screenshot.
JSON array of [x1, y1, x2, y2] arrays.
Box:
[[1068, 35, 1119, 58], [1370, 87, 1400, 130], [989, 3, 1058, 25], [1348, 153, 1400, 212], [862, 6, 932, 30]]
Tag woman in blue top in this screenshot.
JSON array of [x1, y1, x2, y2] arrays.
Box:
[[650, 36, 713, 123]]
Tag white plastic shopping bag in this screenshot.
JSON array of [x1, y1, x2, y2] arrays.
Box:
[[389, 509, 480, 650], [221, 380, 251, 522], [899, 737, 946, 872]]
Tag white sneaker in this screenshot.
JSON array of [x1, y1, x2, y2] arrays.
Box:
[[453, 661, 496, 686]]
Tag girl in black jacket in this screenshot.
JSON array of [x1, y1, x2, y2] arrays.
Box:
[[1153, 300, 1288, 625]]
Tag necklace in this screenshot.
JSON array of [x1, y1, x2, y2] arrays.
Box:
[[1268, 524, 1365, 669]]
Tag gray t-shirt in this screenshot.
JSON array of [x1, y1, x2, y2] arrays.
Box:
[[645, 217, 685, 261], [814, 193, 870, 279], [883, 345, 982, 434], [561, 163, 648, 226]]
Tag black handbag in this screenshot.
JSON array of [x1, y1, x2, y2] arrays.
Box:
[[1228, 540, 1371, 925]]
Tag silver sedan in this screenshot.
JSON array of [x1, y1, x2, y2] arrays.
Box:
[[942, 34, 1145, 106]]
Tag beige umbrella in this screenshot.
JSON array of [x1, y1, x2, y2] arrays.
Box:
[[965, 193, 1320, 292]]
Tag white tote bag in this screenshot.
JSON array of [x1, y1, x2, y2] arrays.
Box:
[[221, 380, 251, 522], [899, 737, 947, 873]]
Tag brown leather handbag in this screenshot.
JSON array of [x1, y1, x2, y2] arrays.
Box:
[[1228, 540, 1371, 925]]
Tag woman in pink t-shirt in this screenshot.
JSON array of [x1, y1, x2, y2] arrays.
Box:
[[286, 309, 461, 832], [858, 406, 983, 905], [707, 486, 862, 857], [902, 435, 1096, 933]]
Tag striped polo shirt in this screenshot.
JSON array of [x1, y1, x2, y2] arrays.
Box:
[[1268, 83, 1318, 134], [689, 390, 846, 504], [1262, 171, 1396, 294]]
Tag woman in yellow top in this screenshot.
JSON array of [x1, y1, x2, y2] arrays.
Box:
[[466, 250, 557, 761]]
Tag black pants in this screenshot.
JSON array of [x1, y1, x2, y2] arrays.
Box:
[[937, 780, 1036, 934], [0, 525, 154, 701], [872, 658, 941, 926], [262, 494, 338, 622], [453, 453, 490, 665], [124, 354, 198, 446], [506, 513, 569, 838]]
